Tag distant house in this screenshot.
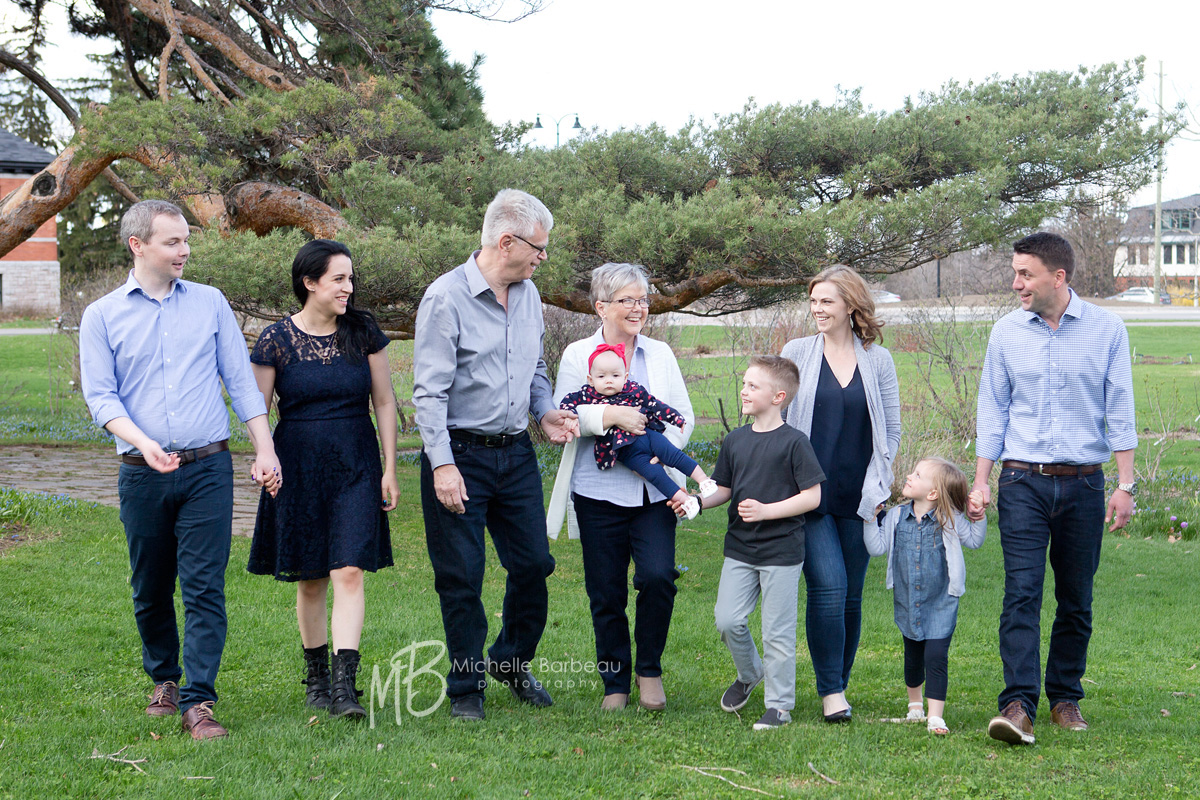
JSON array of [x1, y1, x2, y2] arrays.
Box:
[[0, 127, 59, 313], [1114, 194, 1200, 294]]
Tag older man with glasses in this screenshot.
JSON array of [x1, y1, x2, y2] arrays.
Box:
[[413, 188, 578, 721]]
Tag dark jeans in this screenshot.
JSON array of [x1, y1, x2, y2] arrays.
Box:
[[997, 467, 1106, 722], [573, 492, 679, 695], [803, 512, 871, 697], [420, 434, 555, 700], [614, 430, 699, 500], [904, 635, 952, 701], [117, 451, 234, 712]]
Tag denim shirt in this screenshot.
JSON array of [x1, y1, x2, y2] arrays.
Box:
[[891, 505, 959, 640]]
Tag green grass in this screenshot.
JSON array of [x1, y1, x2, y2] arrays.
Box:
[[1, 476, 1199, 798]]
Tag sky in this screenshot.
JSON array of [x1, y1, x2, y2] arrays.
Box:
[[10, 0, 1200, 208]]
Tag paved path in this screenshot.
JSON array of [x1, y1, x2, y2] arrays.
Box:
[[0, 445, 262, 536]]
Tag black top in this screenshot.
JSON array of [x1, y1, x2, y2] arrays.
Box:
[[711, 423, 826, 566], [809, 357, 872, 518]]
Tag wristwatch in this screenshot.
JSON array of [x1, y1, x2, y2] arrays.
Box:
[[1117, 481, 1138, 496]]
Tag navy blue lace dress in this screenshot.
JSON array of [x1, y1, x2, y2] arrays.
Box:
[[248, 317, 393, 581]]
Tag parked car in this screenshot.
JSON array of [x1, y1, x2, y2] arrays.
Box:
[[871, 289, 902, 304], [1105, 287, 1171, 304]]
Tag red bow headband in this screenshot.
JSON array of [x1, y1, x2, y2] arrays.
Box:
[[588, 342, 626, 371]]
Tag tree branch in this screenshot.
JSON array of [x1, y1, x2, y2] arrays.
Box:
[[156, 0, 232, 105], [224, 181, 348, 238]]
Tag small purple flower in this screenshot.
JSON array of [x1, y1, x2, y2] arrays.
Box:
[[1171, 516, 1177, 522], [1182, 522, 1189, 530]]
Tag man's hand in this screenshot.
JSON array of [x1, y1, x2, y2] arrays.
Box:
[[433, 464, 469, 514], [967, 482, 990, 521], [1106, 488, 1134, 532], [141, 441, 180, 474], [251, 452, 283, 497], [540, 409, 579, 443]]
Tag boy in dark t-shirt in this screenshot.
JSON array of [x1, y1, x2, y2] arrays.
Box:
[[681, 355, 824, 730]]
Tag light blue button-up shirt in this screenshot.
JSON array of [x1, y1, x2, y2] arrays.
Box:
[[976, 290, 1136, 465], [79, 272, 267, 454]]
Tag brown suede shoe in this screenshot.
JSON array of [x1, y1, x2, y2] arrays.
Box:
[[181, 701, 228, 740], [1050, 701, 1088, 731], [146, 681, 179, 717], [636, 675, 666, 711], [600, 693, 629, 711], [988, 700, 1035, 745]]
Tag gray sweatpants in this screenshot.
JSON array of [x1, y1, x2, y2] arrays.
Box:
[[713, 557, 803, 711]]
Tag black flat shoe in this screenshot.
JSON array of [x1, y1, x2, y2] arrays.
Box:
[[450, 694, 485, 720], [823, 705, 852, 723]]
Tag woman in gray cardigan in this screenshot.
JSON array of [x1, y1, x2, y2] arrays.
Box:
[[781, 265, 901, 722]]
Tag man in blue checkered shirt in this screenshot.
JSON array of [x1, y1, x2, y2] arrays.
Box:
[[969, 232, 1136, 746]]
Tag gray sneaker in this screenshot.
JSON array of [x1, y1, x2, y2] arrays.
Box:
[[753, 708, 792, 730], [720, 676, 763, 712]]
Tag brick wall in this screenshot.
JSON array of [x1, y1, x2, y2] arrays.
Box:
[[0, 174, 60, 313]]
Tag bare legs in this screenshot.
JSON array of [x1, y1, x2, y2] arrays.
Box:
[[296, 566, 365, 651]]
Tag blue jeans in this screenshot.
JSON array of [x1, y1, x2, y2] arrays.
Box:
[[803, 512, 871, 697], [614, 430, 699, 500], [420, 434, 555, 700], [118, 451, 234, 712], [996, 467, 1106, 721], [573, 492, 678, 695]]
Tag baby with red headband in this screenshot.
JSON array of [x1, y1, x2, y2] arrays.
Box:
[[558, 343, 717, 519]]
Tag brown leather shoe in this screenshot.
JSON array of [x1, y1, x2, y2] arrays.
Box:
[[600, 693, 629, 710], [181, 701, 228, 740], [1050, 701, 1088, 731], [988, 700, 1035, 745], [146, 681, 179, 716], [635, 675, 666, 711]]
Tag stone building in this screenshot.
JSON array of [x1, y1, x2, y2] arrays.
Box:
[[0, 127, 58, 313]]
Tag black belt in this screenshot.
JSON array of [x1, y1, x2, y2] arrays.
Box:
[[122, 440, 229, 466], [449, 430, 525, 448], [1002, 460, 1100, 477]]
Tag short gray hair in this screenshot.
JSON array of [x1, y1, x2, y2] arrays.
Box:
[[480, 189, 554, 248], [120, 200, 186, 256], [589, 263, 651, 308]]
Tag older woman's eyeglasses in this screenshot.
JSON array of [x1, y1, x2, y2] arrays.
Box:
[[603, 297, 651, 309]]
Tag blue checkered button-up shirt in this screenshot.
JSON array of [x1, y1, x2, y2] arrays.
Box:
[[976, 290, 1137, 465]]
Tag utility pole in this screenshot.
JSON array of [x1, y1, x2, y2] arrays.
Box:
[[1153, 61, 1164, 300]]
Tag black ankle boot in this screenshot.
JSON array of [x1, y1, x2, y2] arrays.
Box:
[[302, 644, 332, 710], [330, 649, 366, 719]]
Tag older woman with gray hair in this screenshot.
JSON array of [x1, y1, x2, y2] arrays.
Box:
[[547, 263, 695, 711]]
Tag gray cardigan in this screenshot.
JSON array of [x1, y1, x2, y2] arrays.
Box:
[[781, 333, 901, 521]]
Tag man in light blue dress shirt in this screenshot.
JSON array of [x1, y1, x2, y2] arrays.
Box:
[[971, 232, 1136, 745], [413, 189, 578, 721], [80, 200, 281, 739]]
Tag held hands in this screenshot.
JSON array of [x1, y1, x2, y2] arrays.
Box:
[[540, 409, 579, 444], [966, 484, 990, 521], [1105, 487, 1134, 532], [433, 463, 469, 514], [251, 452, 283, 497]]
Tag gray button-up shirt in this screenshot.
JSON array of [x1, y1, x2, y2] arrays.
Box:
[[413, 252, 554, 469]]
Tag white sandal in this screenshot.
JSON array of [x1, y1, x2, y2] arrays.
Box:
[[927, 715, 949, 735], [906, 701, 925, 721], [699, 479, 718, 499]]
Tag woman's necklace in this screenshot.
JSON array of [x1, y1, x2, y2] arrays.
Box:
[[292, 312, 337, 365]]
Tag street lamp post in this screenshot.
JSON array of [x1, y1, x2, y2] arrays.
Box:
[[533, 113, 582, 147]]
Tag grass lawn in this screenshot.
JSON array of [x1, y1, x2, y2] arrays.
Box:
[[2, 473, 1199, 799]]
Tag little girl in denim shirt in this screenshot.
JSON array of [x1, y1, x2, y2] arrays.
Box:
[[864, 456, 985, 734]]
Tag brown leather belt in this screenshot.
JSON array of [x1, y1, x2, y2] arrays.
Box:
[[1001, 460, 1100, 477], [121, 440, 229, 467]]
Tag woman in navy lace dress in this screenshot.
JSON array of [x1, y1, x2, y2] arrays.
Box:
[[248, 239, 398, 720]]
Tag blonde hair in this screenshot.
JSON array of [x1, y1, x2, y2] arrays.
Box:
[[808, 265, 885, 346], [748, 355, 800, 407], [917, 456, 969, 533]]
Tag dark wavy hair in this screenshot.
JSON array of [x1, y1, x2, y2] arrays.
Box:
[[291, 239, 379, 362]]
